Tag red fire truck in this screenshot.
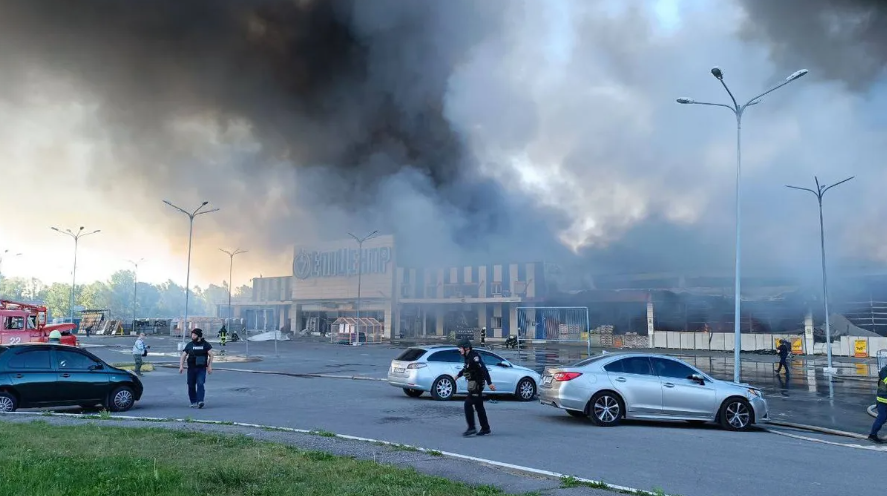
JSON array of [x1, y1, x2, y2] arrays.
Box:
[[0, 300, 78, 346]]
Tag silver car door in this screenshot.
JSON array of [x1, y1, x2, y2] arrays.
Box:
[[480, 351, 515, 393], [651, 358, 717, 418], [605, 357, 663, 416]]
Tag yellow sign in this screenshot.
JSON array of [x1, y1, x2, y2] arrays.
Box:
[[856, 363, 869, 376], [855, 339, 868, 358], [774, 337, 804, 355]]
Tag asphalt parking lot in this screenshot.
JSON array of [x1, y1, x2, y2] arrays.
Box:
[[55, 336, 887, 496]]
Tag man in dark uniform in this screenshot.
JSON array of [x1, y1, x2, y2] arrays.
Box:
[[775, 340, 789, 375], [178, 328, 214, 409], [868, 364, 887, 443], [456, 338, 496, 436]]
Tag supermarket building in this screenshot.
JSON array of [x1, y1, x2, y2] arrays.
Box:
[[222, 234, 549, 339]]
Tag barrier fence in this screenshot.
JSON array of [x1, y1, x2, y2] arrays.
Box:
[[516, 306, 590, 355]]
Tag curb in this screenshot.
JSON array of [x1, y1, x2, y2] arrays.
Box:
[[0, 411, 674, 496], [766, 420, 867, 440]]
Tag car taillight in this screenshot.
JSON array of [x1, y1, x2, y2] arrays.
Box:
[[407, 363, 426, 369], [553, 372, 582, 382]]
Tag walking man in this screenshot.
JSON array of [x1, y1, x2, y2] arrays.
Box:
[[775, 340, 789, 375], [132, 333, 148, 376], [455, 338, 495, 436], [179, 328, 214, 408], [868, 364, 887, 443]]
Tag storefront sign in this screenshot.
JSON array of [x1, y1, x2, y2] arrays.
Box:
[[294, 246, 392, 280]]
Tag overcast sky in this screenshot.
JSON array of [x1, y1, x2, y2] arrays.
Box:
[[0, 0, 884, 290]]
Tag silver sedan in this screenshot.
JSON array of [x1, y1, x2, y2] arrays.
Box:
[[538, 352, 769, 431], [387, 346, 541, 401]]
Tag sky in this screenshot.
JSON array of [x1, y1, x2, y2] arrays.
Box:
[[0, 0, 885, 291]]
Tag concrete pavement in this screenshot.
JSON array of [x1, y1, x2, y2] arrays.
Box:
[[60, 336, 887, 496]]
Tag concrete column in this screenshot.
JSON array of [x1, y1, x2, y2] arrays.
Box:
[[436, 307, 444, 336], [291, 304, 301, 334], [804, 308, 814, 355], [509, 304, 518, 338], [422, 306, 427, 337]]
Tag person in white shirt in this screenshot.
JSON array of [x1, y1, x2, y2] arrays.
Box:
[[132, 333, 148, 376]]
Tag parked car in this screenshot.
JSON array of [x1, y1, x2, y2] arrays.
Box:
[[538, 352, 768, 432], [0, 343, 144, 413], [388, 345, 541, 401]]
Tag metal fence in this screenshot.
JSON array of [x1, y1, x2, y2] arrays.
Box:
[[516, 306, 590, 354]]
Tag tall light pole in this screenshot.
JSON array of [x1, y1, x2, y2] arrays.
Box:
[[348, 230, 378, 346], [51, 227, 101, 323], [786, 176, 854, 375], [0, 250, 22, 278], [126, 258, 145, 329], [219, 248, 247, 321], [163, 200, 219, 349], [677, 67, 808, 383]]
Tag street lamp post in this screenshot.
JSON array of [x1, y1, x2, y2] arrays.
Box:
[[348, 230, 379, 346], [677, 67, 808, 383], [163, 200, 220, 349], [786, 176, 854, 375], [51, 227, 101, 323], [126, 258, 145, 330], [220, 248, 247, 353], [0, 250, 22, 278]]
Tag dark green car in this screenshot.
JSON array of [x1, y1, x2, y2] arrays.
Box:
[[0, 343, 143, 413]]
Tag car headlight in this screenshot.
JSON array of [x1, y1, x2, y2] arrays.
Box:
[[747, 388, 762, 398]]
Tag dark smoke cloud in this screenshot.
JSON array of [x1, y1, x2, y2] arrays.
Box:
[[2, 0, 887, 291], [0, 0, 573, 272], [738, 0, 887, 90]]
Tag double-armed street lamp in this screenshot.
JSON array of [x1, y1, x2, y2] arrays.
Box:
[[163, 200, 219, 349], [677, 66, 808, 383], [51, 227, 101, 323], [348, 230, 379, 346], [786, 176, 854, 375]]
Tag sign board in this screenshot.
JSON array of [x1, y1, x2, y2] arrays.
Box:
[[294, 246, 392, 280], [855, 339, 868, 358], [773, 337, 803, 355]]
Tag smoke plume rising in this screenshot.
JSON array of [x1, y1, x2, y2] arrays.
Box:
[[1, 0, 886, 290]]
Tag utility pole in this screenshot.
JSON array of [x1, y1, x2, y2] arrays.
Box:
[[163, 200, 219, 350], [51, 227, 101, 323], [126, 258, 145, 331], [348, 230, 379, 346]]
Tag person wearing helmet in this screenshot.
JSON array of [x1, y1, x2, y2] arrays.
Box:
[[48, 330, 62, 344], [455, 338, 496, 436]]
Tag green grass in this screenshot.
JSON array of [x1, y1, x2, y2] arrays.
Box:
[[110, 362, 155, 372], [0, 421, 516, 496]]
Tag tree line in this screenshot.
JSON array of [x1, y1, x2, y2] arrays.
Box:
[[0, 270, 251, 321]]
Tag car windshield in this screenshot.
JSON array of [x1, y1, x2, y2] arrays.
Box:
[[395, 348, 426, 362], [568, 355, 610, 368]]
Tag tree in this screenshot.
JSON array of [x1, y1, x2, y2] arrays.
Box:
[[233, 284, 252, 298], [43, 283, 72, 320], [0, 277, 28, 301]]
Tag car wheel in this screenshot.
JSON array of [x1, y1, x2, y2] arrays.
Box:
[[566, 409, 587, 418], [402, 388, 424, 398], [515, 378, 537, 401], [588, 391, 623, 427], [431, 376, 456, 401], [0, 391, 18, 413], [719, 398, 753, 431], [109, 386, 135, 412]]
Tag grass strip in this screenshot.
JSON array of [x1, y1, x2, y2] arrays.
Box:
[[0, 421, 513, 496]]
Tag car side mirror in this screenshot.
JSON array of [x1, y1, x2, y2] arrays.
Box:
[[497, 361, 511, 368], [89, 364, 103, 371], [688, 374, 705, 385]]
